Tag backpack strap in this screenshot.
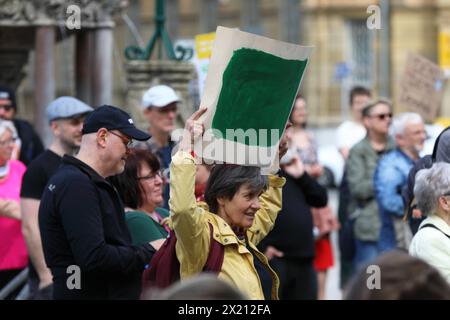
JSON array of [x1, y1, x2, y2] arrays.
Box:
[[203, 223, 225, 272], [420, 223, 450, 239], [142, 221, 225, 291]]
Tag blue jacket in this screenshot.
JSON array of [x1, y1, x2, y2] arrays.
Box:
[[374, 148, 414, 252]]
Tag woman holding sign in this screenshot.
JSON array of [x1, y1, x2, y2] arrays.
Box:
[[169, 108, 288, 300]]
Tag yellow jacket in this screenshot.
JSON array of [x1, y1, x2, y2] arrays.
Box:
[[169, 151, 285, 300]]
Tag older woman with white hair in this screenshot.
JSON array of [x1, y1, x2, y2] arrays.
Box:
[[410, 162, 450, 283], [0, 120, 28, 297]]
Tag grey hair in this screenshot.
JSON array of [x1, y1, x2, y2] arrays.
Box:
[[204, 164, 268, 214], [414, 162, 450, 215], [0, 120, 17, 139], [390, 112, 423, 137]]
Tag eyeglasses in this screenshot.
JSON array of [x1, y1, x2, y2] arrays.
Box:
[[370, 113, 393, 120], [0, 104, 13, 112], [0, 137, 16, 147], [137, 170, 164, 181], [109, 131, 133, 148]]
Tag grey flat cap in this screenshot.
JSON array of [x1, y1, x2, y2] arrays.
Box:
[[46, 96, 93, 122]]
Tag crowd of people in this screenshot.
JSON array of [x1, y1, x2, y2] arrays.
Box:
[[0, 83, 449, 301]]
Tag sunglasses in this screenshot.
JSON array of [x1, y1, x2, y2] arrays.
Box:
[[0, 104, 13, 112], [370, 113, 393, 120]]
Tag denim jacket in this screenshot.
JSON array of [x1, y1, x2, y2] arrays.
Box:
[[374, 148, 415, 251]]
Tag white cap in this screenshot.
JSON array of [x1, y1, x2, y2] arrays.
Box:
[[141, 85, 180, 109]]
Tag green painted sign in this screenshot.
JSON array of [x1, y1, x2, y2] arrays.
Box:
[[211, 48, 307, 147]]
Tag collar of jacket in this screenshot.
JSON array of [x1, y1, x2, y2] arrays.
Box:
[[62, 154, 110, 186], [193, 202, 254, 254], [360, 135, 396, 153]]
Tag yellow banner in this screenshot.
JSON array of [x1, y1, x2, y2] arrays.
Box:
[[439, 31, 450, 70], [195, 32, 216, 59]]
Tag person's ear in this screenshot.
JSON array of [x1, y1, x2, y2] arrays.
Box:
[[97, 128, 108, 147], [396, 133, 405, 146], [362, 116, 371, 128], [50, 121, 59, 135], [439, 196, 450, 212], [143, 107, 153, 117], [217, 197, 226, 207]]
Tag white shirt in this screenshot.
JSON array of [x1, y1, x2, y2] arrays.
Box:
[[409, 215, 450, 283], [336, 120, 366, 150]]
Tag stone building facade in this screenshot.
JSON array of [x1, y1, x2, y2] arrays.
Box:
[[3, 0, 450, 141]]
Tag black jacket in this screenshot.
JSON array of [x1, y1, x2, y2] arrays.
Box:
[[13, 118, 44, 166], [259, 171, 328, 259], [39, 155, 155, 300]]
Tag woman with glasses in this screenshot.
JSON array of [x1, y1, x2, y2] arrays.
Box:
[[109, 149, 168, 250], [0, 120, 27, 298], [409, 162, 450, 283]]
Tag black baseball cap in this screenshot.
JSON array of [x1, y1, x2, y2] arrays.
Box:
[[82, 105, 151, 141], [0, 86, 17, 109]]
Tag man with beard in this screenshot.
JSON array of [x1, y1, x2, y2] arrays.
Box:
[[20, 97, 93, 299], [39, 105, 156, 299], [374, 112, 426, 253]]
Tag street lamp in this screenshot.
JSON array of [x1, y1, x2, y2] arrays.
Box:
[[124, 0, 192, 61]]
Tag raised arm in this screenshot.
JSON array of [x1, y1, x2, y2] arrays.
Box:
[[248, 174, 285, 245], [248, 126, 289, 245], [170, 108, 211, 273]]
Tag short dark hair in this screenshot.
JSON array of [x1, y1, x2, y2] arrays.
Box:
[[344, 250, 450, 300], [204, 164, 268, 213], [109, 149, 160, 209], [349, 86, 371, 106], [362, 99, 392, 118]]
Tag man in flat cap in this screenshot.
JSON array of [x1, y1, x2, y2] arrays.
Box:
[[21, 97, 93, 300], [39, 105, 156, 299]]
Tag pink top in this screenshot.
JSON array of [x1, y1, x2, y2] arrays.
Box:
[[0, 160, 27, 270]]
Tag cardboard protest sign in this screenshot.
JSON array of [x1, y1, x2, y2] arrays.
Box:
[[399, 53, 446, 123], [196, 26, 313, 174]]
